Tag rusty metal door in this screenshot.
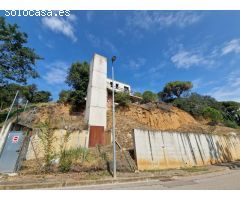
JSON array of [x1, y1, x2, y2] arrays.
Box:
[[89, 126, 105, 147]]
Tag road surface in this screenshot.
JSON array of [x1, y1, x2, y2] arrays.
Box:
[[58, 168, 240, 190]]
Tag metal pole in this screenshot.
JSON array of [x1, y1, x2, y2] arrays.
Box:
[[112, 56, 116, 179], [23, 100, 29, 112], [4, 90, 19, 126], [16, 95, 19, 123]]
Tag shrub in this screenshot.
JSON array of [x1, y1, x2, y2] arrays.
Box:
[[172, 93, 221, 117], [59, 150, 73, 172], [58, 90, 71, 104], [115, 92, 131, 106], [133, 92, 142, 98], [172, 93, 240, 128], [202, 107, 223, 123], [221, 101, 240, 126], [223, 120, 239, 129], [142, 91, 158, 103], [59, 148, 89, 172]]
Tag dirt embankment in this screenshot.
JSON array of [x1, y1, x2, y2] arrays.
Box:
[[18, 102, 240, 149], [106, 103, 198, 148], [19, 103, 86, 130], [119, 103, 197, 130], [106, 103, 240, 149]]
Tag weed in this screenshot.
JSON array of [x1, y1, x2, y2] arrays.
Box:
[[180, 166, 208, 172], [59, 147, 90, 172], [35, 118, 56, 172], [59, 150, 73, 172]]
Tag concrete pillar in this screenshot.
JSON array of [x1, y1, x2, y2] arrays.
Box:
[[85, 53, 107, 147]]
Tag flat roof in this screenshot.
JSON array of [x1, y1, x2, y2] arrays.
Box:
[[107, 78, 131, 87]]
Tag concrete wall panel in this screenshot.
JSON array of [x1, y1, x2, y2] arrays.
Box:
[[134, 129, 240, 170], [133, 129, 153, 170], [26, 130, 88, 160]]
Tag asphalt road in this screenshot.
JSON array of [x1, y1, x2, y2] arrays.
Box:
[[58, 168, 240, 190]]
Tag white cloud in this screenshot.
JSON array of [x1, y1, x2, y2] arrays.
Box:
[[86, 33, 118, 53], [222, 38, 240, 55], [171, 47, 217, 69], [171, 50, 204, 68], [148, 63, 165, 73], [42, 15, 77, 42], [228, 70, 240, 87], [208, 70, 240, 102], [170, 38, 240, 70], [126, 11, 203, 30], [127, 58, 146, 70], [192, 78, 217, 90], [43, 61, 69, 85]]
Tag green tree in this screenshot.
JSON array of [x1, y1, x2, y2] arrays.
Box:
[[172, 93, 220, 117], [115, 92, 131, 106], [22, 84, 38, 102], [172, 93, 239, 128], [0, 83, 52, 107], [65, 62, 89, 108], [0, 84, 22, 110], [142, 91, 158, 103], [162, 81, 193, 99], [32, 91, 52, 103], [58, 90, 71, 104], [0, 17, 41, 86]]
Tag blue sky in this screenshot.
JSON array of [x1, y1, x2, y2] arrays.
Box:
[[1, 11, 240, 102]]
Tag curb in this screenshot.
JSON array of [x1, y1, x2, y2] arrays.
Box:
[[0, 175, 172, 190], [0, 166, 230, 190]]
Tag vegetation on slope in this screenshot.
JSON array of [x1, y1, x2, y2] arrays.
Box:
[[114, 81, 240, 129]]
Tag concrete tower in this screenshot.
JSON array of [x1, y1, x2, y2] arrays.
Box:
[[85, 53, 107, 147]]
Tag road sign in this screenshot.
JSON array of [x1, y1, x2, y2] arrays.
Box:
[[12, 136, 19, 143]]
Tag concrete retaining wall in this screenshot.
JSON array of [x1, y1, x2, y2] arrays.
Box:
[[26, 129, 88, 160], [133, 129, 240, 170]]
